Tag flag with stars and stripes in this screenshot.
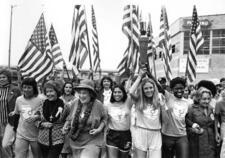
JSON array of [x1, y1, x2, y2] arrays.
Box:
[[158, 6, 172, 81], [69, 5, 90, 75], [18, 14, 53, 82], [49, 24, 65, 67], [117, 5, 140, 75], [91, 5, 101, 73], [185, 5, 204, 82]]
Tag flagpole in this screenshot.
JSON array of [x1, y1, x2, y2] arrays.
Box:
[[152, 48, 157, 79], [130, 5, 134, 73], [84, 6, 93, 80], [8, 5, 15, 68], [63, 62, 71, 80]]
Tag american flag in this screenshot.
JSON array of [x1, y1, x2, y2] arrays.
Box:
[[185, 6, 204, 82], [117, 5, 140, 75], [69, 5, 90, 75], [91, 5, 101, 73], [49, 24, 65, 67], [159, 6, 172, 81], [18, 14, 53, 82]]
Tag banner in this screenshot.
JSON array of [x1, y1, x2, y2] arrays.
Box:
[[179, 57, 209, 73]]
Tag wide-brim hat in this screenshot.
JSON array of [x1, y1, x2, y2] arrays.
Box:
[[75, 79, 97, 96]]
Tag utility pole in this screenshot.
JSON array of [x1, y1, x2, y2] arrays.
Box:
[[8, 5, 15, 68]]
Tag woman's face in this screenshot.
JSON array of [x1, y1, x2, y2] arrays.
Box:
[[64, 83, 73, 95], [183, 87, 189, 99], [113, 87, 124, 102], [200, 92, 211, 108], [22, 85, 34, 98], [78, 89, 91, 104], [173, 83, 185, 98], [103, 79, 111, 89], [143, 82, 154, 98], [46, 87, 57, 101], [0, 74, 9, 85]]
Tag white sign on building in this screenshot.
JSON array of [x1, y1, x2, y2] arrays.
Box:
[[179, 57, 209, 73]]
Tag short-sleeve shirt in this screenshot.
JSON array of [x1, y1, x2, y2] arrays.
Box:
[[135, 105, 161, 130], [106, 96, 132, 131], [162, 91, 189, 137], [215, 100, 225, 123], [15, 95, 44, 141]]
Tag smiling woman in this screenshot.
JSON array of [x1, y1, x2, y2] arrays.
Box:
[[62, 79, 107, 158], [186, 87, 216, 158], [10, 77, 43, 158]]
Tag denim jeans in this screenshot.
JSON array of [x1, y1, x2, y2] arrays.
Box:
[[15, 137, 41, 158], [162, 134, 189, 158]]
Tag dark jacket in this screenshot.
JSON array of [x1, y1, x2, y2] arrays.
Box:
[[186, 104, 216, 158]]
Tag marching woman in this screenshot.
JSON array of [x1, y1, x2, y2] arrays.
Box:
[[129, 70, 167, 158], [161, 77, 189, 158], [61, 81, 76, 158], [105, 84, 133, 158], [9, 78, 43, 158], [36, 80, 70, 158], [186, 87, 216, 158], [97, 76, 114, 106], [62, 79, 107, 158]]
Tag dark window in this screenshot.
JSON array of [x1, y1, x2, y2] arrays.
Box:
[[212, 29, 225, 54], [183, 30, 209, 55]]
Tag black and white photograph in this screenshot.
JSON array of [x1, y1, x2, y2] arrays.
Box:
[[0, 0, 225, 157]]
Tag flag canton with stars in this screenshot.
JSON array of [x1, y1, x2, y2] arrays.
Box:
[[30, 14, 47, 53], [49, 26, 58, 47], [191, 7, 199, 34]]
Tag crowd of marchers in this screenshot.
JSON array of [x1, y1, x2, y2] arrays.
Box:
[[1, 67, 225, 158]]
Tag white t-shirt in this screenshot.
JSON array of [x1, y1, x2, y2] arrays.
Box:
[[15, 95, 44, 141], [106, 97, 132, 131], [103, 89, 112, 106], [162, 91, 189, 137]]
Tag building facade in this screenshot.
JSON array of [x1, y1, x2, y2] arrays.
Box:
[[154, 14, 225, 83]]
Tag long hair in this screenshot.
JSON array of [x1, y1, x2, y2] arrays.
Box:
[[134, 77, 160, 111], [62, 81, 75, 95], [110, 84, 127, 103]]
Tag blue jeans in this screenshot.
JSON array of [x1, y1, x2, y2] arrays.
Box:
[[162, 135, 189, 158]]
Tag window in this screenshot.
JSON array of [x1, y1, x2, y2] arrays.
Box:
[[212, 29, 225, 54], [183, 30, 210, 55]]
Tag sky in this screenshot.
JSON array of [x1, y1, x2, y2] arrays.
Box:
[[0, 0, 225, 71]]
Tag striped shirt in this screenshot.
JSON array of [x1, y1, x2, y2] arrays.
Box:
[[0, 87, 9, 124]]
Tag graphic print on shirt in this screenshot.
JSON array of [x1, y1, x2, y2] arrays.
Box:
[[109, 107, 128, 122], [172, 102, 188, 120], [21, 106, 33, 120], [143, 105, 159, 120]]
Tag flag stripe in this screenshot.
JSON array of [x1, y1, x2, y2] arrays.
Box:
[[69, 5, 89, 75], [18, 14, 53, 82], [185, 6, 204, 82], [118, 5, 140, 75], [158, 6, 172, 81]]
